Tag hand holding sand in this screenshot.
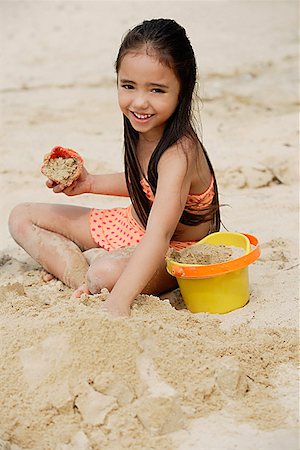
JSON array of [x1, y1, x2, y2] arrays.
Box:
[[41, 146, 92, 195]]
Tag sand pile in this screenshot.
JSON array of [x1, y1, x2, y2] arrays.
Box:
[[168, 244, 245, 265], [0, 259, 298, 450]]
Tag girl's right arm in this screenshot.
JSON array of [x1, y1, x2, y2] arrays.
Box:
[[89, 172, 129, 196], [47, 168, 129, 197]]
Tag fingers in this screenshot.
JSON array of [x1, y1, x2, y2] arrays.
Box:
[[46, 179, 54, 188], [53, 183, 66, 193], [45, 179, 65, 193]]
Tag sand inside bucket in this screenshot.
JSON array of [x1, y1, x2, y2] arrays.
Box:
[[42, 157, 80, 185], [168, 244, 245, 265]]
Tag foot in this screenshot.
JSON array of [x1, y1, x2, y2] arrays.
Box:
[[71, 283, 90, 299], [41, 270, 56, 283], [83, 248, 107, 265]]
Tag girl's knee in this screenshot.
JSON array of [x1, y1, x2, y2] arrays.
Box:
[[86, 256, 124, 294], [8, 203, 32, 239]]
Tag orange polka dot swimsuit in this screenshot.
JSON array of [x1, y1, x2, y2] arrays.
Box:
[[90, 176, 215, 251]]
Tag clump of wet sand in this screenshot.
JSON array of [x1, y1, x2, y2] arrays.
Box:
[[42, 157, 80, 186]]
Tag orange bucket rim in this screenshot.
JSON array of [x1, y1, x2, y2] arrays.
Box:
[[166, 233, 260, 279]]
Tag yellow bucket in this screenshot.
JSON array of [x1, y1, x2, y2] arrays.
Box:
[[166, 232, 260, 314]]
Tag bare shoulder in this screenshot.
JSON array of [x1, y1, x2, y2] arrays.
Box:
[[158, 136, 212, 194], [158, 136, 197, 174]]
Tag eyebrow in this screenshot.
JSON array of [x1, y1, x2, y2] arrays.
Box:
[[119, 79, 169, 89]]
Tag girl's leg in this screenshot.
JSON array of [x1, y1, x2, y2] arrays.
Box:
[[85, 246, 177, 296], [71, 247, 109, 297], [83, 247, 108, 264], [8, 202, 103, 289]]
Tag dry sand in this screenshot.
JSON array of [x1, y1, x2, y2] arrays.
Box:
[[0, 1, 299, 449]]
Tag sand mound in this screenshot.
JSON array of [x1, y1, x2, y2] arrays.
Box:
[[0, 263, 298, 450], [218, 153, 298, 190]]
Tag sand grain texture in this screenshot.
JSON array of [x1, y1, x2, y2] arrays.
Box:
[[168, 243, 245, 265], [41, 156, 80, 186]]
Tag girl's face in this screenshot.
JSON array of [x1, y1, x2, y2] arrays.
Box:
[[117, 49, 180, 141]]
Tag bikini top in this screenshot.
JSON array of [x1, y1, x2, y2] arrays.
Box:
[[140, 176, 215, 215]]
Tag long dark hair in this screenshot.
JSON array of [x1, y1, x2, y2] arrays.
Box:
[[115, 18, 220, 231]]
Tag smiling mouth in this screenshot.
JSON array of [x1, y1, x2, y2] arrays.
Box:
[[131, 111, 154, 121]]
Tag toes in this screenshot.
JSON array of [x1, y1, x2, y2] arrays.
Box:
[[71, 284, 90, 299], [41, 270, 55, 283]]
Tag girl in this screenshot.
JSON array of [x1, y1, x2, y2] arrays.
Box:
[[9, 18, 220, 317]]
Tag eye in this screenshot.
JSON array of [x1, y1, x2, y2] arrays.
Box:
[[151, 88, 165, 93], [121, 84, 134, 90]]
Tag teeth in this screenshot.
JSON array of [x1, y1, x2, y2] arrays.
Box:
[[133, 112, 152, 119]]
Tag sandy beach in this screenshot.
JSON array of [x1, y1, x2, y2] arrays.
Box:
[[0, 1, 299, 449]]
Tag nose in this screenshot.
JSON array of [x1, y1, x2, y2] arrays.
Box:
[[132, 91, 149, 110]]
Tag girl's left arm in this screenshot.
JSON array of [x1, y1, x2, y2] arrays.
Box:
[[103, 144, 193, 316]]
